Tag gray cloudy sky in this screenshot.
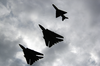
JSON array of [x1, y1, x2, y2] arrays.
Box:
[[0, 0, 100, 66]]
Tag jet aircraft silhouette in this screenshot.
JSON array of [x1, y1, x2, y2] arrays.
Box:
[[19, 44, 43, 65], [52, 4, 68, 21], [39, 24, 64, 47]]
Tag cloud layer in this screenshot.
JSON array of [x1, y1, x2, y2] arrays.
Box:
[[0, 0, 100, 66]]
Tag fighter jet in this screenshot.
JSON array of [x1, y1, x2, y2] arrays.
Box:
[[19, 44, 43, 65], [39, 24, 64, 47], [52, 4, 68, 21]]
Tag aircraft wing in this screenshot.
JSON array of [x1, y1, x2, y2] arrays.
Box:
[[30, 56, 43, 65], [24, 55, 43, 65], [43, 29, 64, 47], [49, 38, 63, 47], [27, 48, 43, 55], [24, 55, 30, 64], [56, 10, 67, 18], [47, 29, 64, 38], [43, 36, 49, 47], [59, 9, 67, 14]]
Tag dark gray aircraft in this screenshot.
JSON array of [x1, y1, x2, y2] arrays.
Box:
[[52, 4, 68, 21], [19, 44, 43, 65], [39, 24, 64, 47]]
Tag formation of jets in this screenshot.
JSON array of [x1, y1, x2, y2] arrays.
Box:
[[19, 4, 68, 65]]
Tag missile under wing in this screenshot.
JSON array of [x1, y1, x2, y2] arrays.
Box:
[[39, 24, 64, 47], [52, 4, 68, 21], [19, 44, 43, 65]]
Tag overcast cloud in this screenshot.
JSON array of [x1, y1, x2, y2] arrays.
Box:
[[0, 0, 100, 66]]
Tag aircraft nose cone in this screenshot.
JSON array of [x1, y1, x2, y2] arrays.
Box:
[[52, 4, 54, 6], [39, 24, 45, 30], [19, 44, 25, 50]]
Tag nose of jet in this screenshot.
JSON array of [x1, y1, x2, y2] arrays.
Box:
[[19, 44, 25, 50], [39, 24, 45, 31], [52, 4, 58, 10]]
